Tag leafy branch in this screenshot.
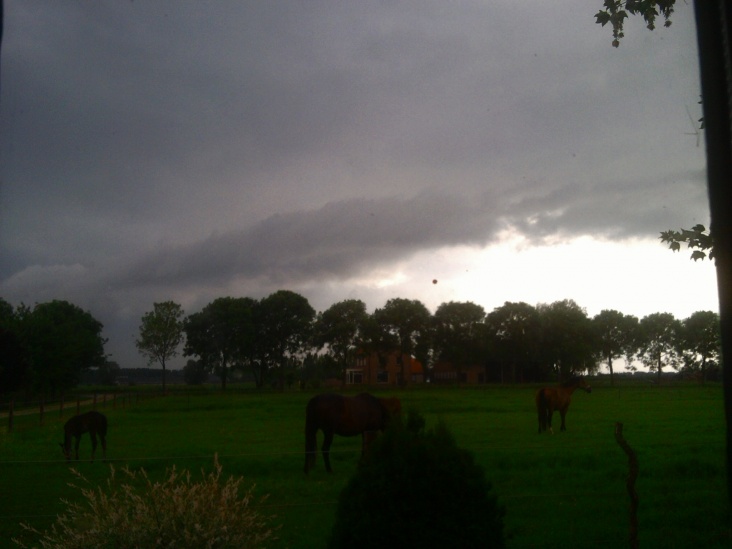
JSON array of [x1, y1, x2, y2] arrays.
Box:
[[659, 224, 715, 262], [595, 0, 675, 47]]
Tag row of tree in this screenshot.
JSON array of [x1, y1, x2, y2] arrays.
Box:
[[136, 291, 721, 391], [0, 291, 720, 396]]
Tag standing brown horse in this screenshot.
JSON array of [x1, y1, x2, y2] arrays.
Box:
[[535, 376, 591, 434], [304, 393, 401, 474], [59, 410, 108, 461]]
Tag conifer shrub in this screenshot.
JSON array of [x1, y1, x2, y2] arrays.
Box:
[[14, 456, 277, 549], [328, 410, 505, 548]]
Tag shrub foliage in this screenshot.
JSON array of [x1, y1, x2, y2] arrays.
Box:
[[329, 410, 505, 548], [14, 456, 277, 549]]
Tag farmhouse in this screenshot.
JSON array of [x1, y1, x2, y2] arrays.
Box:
[[346, 350, 424, 386]]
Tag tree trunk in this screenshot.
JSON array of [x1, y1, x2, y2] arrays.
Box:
[[161, 359, 167, 393], [656, 355, 662, 385], [607, 352, 615, 386], [693, 0, 732, 507], [701, 356, 707, 385]]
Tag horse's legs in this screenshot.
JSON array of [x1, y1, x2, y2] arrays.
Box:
[[547, 409, 555, 435], [322, 430, 335, 473], [362, 430, 377, 457], [538, 413, 544, 434]]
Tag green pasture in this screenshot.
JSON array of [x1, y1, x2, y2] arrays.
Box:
[[1, 383, 730, 548]]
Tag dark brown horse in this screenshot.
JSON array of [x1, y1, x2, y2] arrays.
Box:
[[304, 393, 401, 474], [535, 376, 591, 434], [59, 410, 108, 461]]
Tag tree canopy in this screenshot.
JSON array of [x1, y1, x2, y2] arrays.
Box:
[[184, 297, 255, 390], [373, 298, 431, 385], [592, 309, 639, 385], [638, 312, 681, 383], [4, 291, 720, 394], [313, 299, 369, 384], [17, 300, 106, 395], [136, 301, 185, 391]]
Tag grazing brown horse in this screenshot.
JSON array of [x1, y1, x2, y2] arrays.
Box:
[[59, 411, 108, 461], [535, 376, 591, 434], [304, 393, 401, 474]]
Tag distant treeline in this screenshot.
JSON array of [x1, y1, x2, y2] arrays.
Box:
[[1, 294, 722, 399]]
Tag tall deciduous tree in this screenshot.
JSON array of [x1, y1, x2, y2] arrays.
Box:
[[183, 297, 255, 390], [637, 312, 681, 384], [257, 290, 315, 390], [592, 309, 639, 385], [0, 298, 29, 395], [21, 300, 107, 395], [373, 298, 431, 386], [0, 326, 28, 395], [136, 301, 185, 392], [537, 300, 594, 380], [680, 310, 721, 383], [485, 301, 541, 383], [313, 299, 369, 385], [432, 301, 486, 381]]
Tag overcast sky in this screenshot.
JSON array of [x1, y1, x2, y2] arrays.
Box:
[[0, 1, 718, 370]]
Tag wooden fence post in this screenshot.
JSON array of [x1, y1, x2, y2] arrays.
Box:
[[615, 422, 639, 549]]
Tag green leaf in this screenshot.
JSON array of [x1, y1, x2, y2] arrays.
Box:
[[595, 11, 611, 26]]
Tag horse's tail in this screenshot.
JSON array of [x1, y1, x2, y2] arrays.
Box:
[[304, 398, 318, 474], [536, 389, 548, 433]]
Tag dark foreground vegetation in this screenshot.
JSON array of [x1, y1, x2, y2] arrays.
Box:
[[1, 382, 730, 548]]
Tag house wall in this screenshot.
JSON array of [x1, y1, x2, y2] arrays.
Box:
[[349, 351, 424, 386]]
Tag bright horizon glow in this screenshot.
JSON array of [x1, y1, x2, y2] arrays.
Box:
[[364, 235, 719, 321]]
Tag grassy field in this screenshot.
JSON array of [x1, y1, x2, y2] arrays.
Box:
[[1, 382, 730, 548]]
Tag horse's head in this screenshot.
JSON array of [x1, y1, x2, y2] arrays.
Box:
[[565, 376, 592, 393], [59, 442, 71, 461], [381, 398, 402, 418]]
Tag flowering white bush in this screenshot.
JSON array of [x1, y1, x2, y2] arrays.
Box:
[[14, 456, 277, 549]]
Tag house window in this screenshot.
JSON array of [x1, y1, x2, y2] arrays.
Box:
[[347, 369, 363, 384], [376, 370, 388, 383]]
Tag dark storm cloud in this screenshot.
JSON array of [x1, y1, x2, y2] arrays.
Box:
[[0, 1, 707, 366], [114, 191, 505, 289]]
